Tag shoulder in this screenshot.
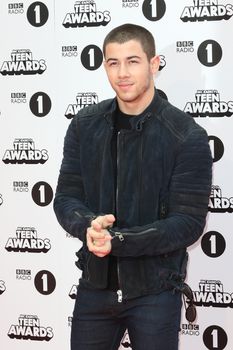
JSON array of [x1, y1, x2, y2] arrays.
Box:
[[158, 98, 207, 141], [75, 98, 115, 121], [67, 97, 115, 137]]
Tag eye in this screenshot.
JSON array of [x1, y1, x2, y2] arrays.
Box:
[[129, 59, 139, 64], [107, 61, 118, 67]]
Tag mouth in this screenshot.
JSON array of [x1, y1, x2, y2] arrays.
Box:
[[117, 82, 133, 89]]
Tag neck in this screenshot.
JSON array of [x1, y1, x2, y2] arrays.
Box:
[[117, 87, 155, 115]]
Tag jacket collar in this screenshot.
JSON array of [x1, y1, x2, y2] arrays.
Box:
[[104, 88, 165, 131]]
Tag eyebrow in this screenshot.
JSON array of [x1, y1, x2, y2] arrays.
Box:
[[106, 55, 141, 63]]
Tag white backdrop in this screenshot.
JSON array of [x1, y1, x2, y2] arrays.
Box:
[[1, 0, 233, 349]]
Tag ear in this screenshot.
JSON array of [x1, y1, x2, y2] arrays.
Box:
[[150, 55, 160, 74]]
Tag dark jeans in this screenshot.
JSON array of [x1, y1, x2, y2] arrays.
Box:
[[71, 285, 182, 350]]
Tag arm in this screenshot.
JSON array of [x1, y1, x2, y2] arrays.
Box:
[[109, 127, 213, 257], [54, 116, 116, 256], [53, 116, 96, 241]]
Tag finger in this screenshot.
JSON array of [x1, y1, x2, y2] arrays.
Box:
[[102, 214, 115, 228], [94, 235, 112, 246], [91, 214, 115, 230], [86, 230, 93, 246], [88, 240, 111, 255], [87, 227, 106, 240], [93, 230, 112, 242], [92, 239, 106, 247], [93, 249, 111, 257], [91, 220, 102, 232], [103, 234, 112, 241]]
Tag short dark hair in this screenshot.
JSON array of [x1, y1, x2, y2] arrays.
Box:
[[103, 23, 156, 61]]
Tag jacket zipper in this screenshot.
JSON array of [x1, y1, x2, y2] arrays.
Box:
[[138, 135, 143, 224], [116, 131, 123, 302], [114, 227, 154, 238]]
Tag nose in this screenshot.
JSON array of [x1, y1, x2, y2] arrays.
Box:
[[118, 62, 130, 78]]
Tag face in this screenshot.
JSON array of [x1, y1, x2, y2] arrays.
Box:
[[104, 39, 160, 114]]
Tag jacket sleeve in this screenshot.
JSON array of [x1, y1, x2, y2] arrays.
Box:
[[109, 126, 213, 257], [53, 116, 95, 241]]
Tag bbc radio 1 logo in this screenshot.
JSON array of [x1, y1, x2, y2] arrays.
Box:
[[0, 280, 6, 295], [209, 185, 233, 213], [5, 227, 51, 253], [16, 269, 56, 295], [62, 44, 102, 70], [8, 314, 53, 341], [10, 91, 51, 116], [15, 268, 56, 295], [184, 90, 233, 118], [193, 280, 233, 308], [181, 0, 233, 22], [65, 92, 99, 118], [12, 181, 54, 207], [122, 0, 139, 8], [182, 322, 228, 349], [63, 0, 111, 28], [0, 49, 47, 76], [176, 39, 223, 67], [8, 2, 49, 27], [2, 138, 49, 164]]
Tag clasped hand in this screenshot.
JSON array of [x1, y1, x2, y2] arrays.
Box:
[[86, 214, 115, 258]]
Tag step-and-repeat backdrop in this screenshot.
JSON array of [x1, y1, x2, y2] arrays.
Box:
[[0, 0, 233, 349]]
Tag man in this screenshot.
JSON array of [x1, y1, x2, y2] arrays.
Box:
[[54, 23, 212, 350]]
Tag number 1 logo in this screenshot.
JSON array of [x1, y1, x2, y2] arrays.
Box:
[[34, 270, 56, 295], [197, 40, 222, 67], [27, 2, 49, 27], [30, 92, 52, 117], [142, 0, 166, 21], [31, 181, 53, 206], [203, 325, 228, 350]]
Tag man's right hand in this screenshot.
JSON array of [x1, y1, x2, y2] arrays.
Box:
[[86, 214, 115, 257]]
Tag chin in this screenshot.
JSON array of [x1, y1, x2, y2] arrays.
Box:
[[118, 92, 136, 102]]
